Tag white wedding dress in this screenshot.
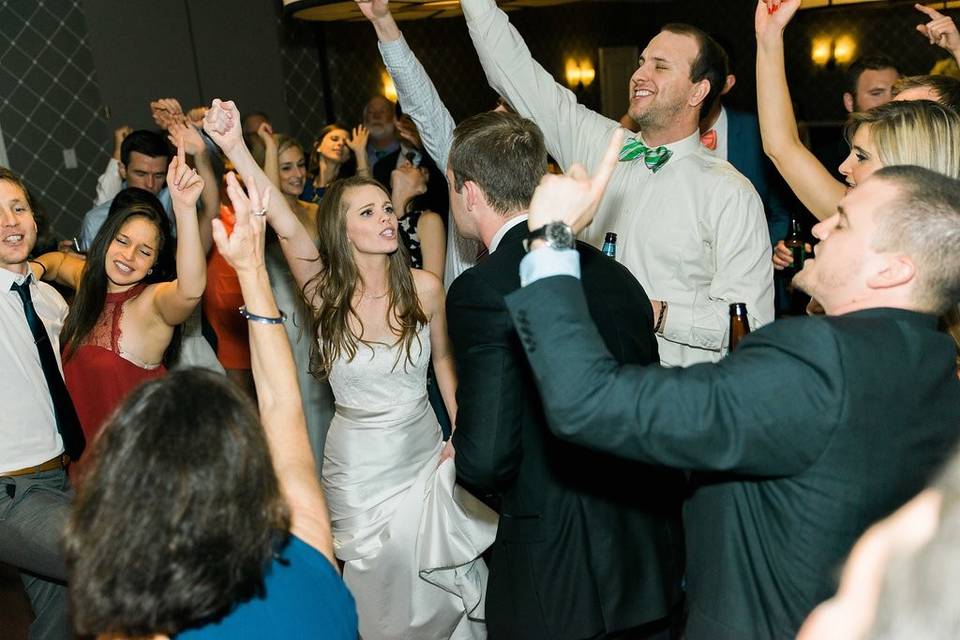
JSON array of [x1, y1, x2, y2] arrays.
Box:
[[322, 323, 498, 640]]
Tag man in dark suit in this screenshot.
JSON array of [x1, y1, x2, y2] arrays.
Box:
[[445, 112, 686, 639], [504, 139, 960, 639]]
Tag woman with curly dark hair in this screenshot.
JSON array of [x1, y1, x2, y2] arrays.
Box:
[[64, 173, 357, 639], [205, 99, 496, 639]]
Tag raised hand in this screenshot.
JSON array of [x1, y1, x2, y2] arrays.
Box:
[[113, 126, 132, 159], [167, 135, 204, 210], [755, 0, 801, 37], [151, 98, 186, 130], [167, 121, 206, 157], [212, 172, 269, 273], [915, 4, 960, 56], [203, 98, 243, 154], [355, 0, 391, 21], [346, 124, 370, 155], [256, 121, 275, 144], [396, 115, 423, 150], [186, 106, 207, 127], [527, 130, 622, 235]]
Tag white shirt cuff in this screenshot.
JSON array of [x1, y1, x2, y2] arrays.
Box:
[[519, 247, 580, 286]]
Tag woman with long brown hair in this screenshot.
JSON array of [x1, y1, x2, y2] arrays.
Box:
[[204, 99, 496, 640]]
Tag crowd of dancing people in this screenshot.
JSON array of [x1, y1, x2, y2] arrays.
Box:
[[3, 0, 960, 638]]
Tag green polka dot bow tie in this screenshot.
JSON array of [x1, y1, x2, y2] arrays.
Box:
[[619, 137, 672, 173]]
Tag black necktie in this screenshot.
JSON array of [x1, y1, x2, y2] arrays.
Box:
[[11, 279, 86, 460]]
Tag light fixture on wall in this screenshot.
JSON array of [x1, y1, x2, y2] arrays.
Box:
[[381, 70, 398, 102], [565, 59, 595, 90], [810, 34, 857, 67]]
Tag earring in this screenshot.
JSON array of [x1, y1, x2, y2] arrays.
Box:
[[147, 268, 153, 275]]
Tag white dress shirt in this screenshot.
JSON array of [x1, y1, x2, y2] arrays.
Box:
[[379, 35, 480, 289], [0, 267, 68, 471], [461, 0, 774, 366], [489, 214, 528, 254]]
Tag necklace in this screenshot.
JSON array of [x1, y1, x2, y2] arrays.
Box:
[[362, 289, 389, 300]]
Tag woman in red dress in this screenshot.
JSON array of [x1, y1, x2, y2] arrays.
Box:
[[34, 141, 207, 445]]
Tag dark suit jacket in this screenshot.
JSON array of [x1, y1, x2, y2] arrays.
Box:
[[372, 147, 449, 222], [726, 108, 792, 245], [448, 223, 686, 640], [505, 275, 960, 639]]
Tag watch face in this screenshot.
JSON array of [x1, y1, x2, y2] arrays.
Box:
[[546, 222, 574, 249]]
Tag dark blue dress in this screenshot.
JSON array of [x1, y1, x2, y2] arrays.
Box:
[[177, 535, 357, 639]]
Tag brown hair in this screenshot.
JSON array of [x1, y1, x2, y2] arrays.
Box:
[[306, 175, 426, 379]]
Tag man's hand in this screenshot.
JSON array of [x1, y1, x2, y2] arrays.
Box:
[[526, 130, 622, 235], [186, 106, 207, 127], [915, 4, 960, 57], [112, 126, 132, 160], [396, 115, 423, 151], [755, 0, 801, 37], [203, 99, 243, 155], [355, 0, 391, 21], [167, 135, 204, 210], [167, 121, 206, 157], [213, 172, 269, 273]]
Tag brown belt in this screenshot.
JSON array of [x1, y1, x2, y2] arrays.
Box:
[[1, 454, 69, 477]]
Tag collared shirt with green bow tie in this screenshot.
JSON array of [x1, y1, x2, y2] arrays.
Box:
[[619, 137, 672, 173]]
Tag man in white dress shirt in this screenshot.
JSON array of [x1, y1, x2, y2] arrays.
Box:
[[0, 168, 78, 639], [461, 0, 774, 366]]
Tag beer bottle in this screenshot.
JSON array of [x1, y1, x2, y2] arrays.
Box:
[[602, 232, 617, 258], [783, 217, 805, 273], [728, 302, 751, 352]]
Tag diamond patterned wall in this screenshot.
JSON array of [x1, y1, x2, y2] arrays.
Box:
[[0, 0, 110, 239], [278, 13, 330, 152]]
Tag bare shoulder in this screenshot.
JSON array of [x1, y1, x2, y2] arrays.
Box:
[[412, 267, 444, 312]]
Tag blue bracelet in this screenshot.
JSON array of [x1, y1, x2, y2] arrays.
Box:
[[238, 305, 286, 324]]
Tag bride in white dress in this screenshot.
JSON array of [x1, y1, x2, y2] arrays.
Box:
[[205, 100, 497, 640]]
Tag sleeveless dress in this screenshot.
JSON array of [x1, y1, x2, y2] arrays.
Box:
[[64, 283, 166, 444], [203, 205, 250, 370], [176, 535, 358, 639], [322, 323, 498, 640]]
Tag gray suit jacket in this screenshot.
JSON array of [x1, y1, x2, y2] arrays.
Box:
[[506, 275, 960, 639]]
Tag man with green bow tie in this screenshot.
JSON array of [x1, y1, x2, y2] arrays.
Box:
[[461, 0, 774, 367]]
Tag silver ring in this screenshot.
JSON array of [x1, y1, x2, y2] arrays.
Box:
[[253, 208, 267, 217]]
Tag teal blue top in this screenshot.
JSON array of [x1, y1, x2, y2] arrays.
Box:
[[177, 535, 356, 639]]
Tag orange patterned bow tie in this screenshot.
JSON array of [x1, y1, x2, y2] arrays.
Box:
[[700, 129, 718, 151]]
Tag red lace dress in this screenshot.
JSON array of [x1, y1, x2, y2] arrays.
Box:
[[64, 283, 167, 444]]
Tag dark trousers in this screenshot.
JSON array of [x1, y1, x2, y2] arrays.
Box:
[[0, 467, 72, 640]]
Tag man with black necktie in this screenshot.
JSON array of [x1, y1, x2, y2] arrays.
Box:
[[445, 112, 686, 639], [0, 167, 85, 640]]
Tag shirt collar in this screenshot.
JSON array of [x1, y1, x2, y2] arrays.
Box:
[[0, 265, 32, 290], [489, 214, 529, 254]]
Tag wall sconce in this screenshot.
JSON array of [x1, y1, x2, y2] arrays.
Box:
[[381, 70, 398, 102], [565, 58, 595, 90], [810, 34, 857, 67]]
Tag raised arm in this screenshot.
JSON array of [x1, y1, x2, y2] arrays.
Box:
[[255, 122, 280, 189], [755, 0, 845, 221], [213, 172, 335, 564], [94, 126, 131, 205], [148, 138, 207, 326], [345, 125, 371, 178], [32, 251, 85, 290], [460, 0, 615, 171], [204, 99, 322, 296], [168, 121, 220, 255], [915, 4, 960, 68]]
